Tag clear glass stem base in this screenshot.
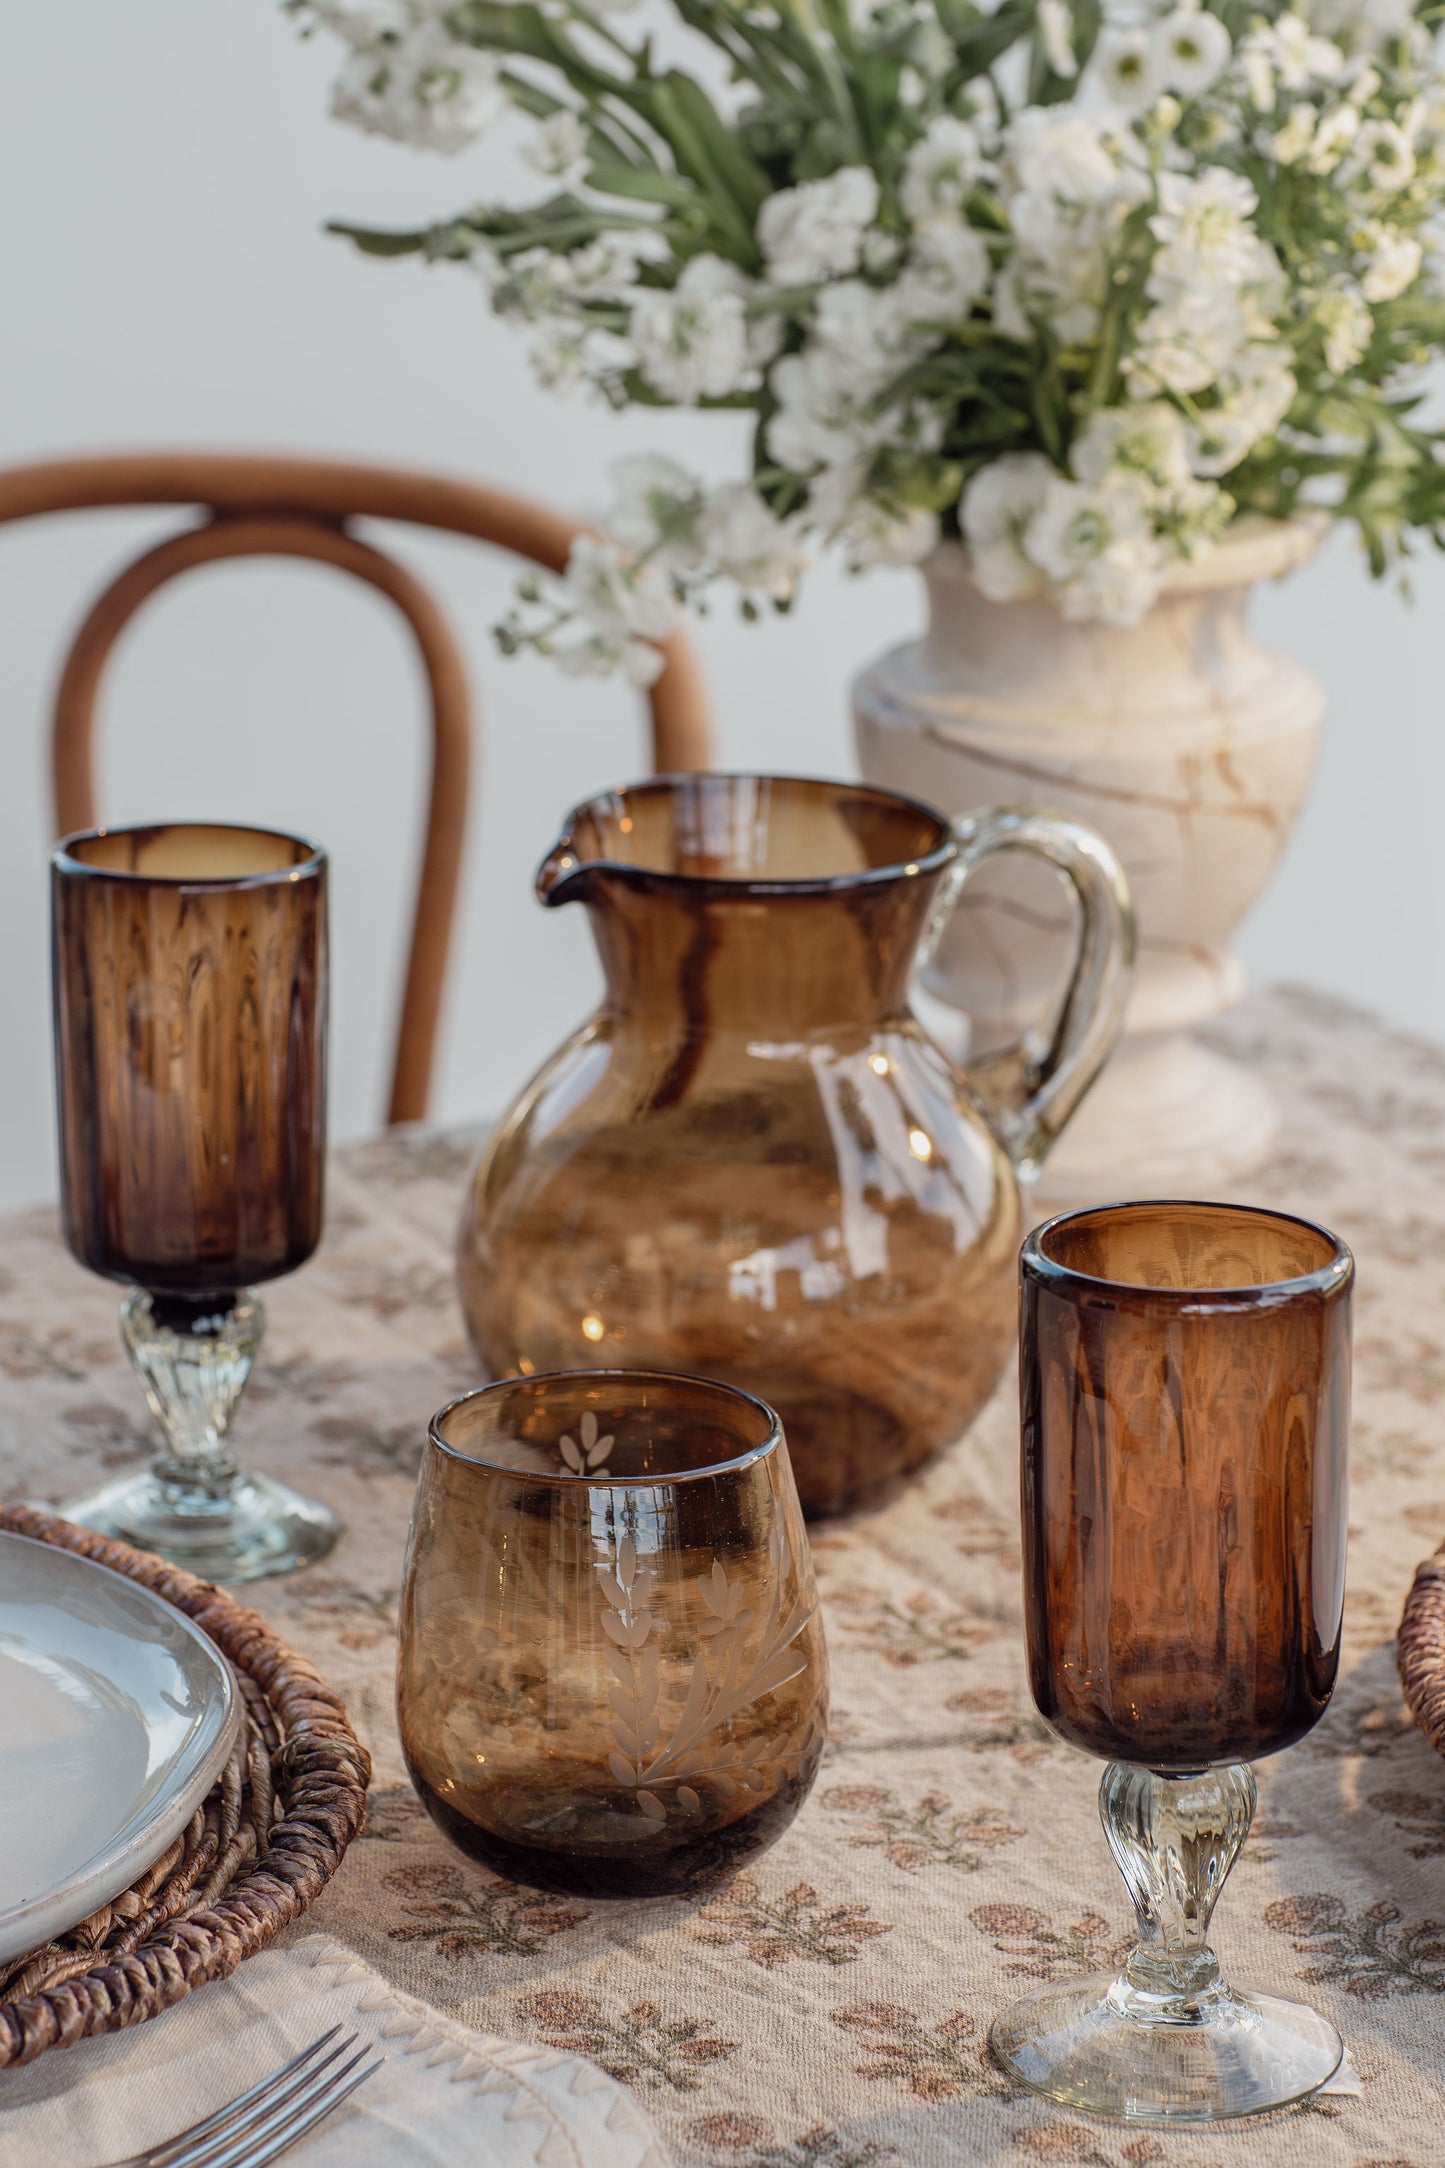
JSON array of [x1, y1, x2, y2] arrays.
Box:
[[61, 1286, 339, 1584], [989, 1762, 1343, 2124]]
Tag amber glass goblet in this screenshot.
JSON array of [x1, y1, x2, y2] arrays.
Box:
[[51, 823, 338, 1582], [992, 1201, 1353, 2125], [398, 1369, 828, 1898]]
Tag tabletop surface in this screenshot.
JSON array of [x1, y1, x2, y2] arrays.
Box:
[[3, 985, 1444, 2168]]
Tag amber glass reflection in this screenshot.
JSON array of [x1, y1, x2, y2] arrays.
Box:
[[459, 774, 1133, 1518], [53, 823, 325, 1293], [51, 823, 337, 1582], [990, 1202, 1355, 2125], [1021, 1201, 1351, 1770], [398, 1370, 828, 1898]]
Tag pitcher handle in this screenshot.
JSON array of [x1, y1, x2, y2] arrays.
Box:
[[920, 807, 1136, 1184]]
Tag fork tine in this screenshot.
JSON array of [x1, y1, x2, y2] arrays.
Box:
[[105, 2030, 348, 2168], [215, 2059, 383, 2168], [169, 2044, 376, 2168]]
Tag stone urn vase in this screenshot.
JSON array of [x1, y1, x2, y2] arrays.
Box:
[[852, 519, 1325, 1202]]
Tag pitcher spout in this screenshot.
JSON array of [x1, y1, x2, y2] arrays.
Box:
[[535, 837, 595, 909]]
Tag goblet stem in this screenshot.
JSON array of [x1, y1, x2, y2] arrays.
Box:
[[1100, 1761, 1254, 2013], [121, 1288, 262, 1498], [61, 1286, 338, 1583], [989, 1755, 1343, 2121]]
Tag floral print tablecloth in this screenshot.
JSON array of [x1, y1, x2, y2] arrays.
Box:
[[4, 986, 1445, 2168]]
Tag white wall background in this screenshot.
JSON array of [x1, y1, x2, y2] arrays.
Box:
[[3, 2, 1442, 1210]]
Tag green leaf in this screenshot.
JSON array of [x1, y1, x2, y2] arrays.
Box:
[[326, 222, 433, 258], [932, 0, 1034, 76], [644, 70, 771, 220], [585, 161, 704, 213]]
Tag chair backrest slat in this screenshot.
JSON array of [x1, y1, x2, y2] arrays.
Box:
[[1, 452, 714, 1124]]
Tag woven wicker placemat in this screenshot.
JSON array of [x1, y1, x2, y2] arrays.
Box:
[[0, 1503, 370, 2069], [1399, 1540, 1445, 1761]]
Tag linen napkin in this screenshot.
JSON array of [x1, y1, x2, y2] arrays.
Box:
[[0, 1934, 672, 2168]]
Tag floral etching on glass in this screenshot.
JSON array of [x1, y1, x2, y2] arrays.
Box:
[[596, 1515, 817, 1825]]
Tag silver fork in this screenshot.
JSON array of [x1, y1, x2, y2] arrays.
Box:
[[101, 2025, 382, 2168]]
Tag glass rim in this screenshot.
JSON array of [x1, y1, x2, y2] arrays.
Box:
[[427, 1367, 785, 1486], [428, 1370, 792, 1491], [1022, 1199, 1354, 1306], [52, 821, 326, 890], [549, 771, 956, 898]]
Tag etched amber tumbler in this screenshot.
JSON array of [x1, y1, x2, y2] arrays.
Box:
[[398, 1370, 828, 1897], [51, 822, 338, 1581], [991, 1201, 1353, 2124]]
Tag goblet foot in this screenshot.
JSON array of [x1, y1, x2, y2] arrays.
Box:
[[61, 1466, 339, 1584], [990, 1971, 1343, 2125]]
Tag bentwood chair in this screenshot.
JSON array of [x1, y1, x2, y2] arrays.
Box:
[[0, 452, 714, 1125]]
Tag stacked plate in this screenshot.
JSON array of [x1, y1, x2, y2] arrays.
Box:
[[0, 1530, 240, 1966]]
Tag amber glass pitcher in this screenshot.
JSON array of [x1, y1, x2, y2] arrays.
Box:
[[458, 776, 1133, 1516]]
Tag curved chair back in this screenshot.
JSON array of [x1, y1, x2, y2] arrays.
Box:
[[0, 452, 714, 1123]]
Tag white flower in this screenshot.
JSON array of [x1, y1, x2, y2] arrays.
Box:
[[1129, 289, 1262, 394], [1241, 46, 1275, 109], [997, 109, 1147, 344], [962, 453, 1056, 601], [813, 279, 927, 391], [896, 224, 991, 323], [1002, 108, 1124, 203], [1070, 402, 1192, 490], [491, 247, 574, 323], [1317, 284, 1373, 373], [630, 255, 754, 402], [566, 230, 666, 302], [1038, 0, 1077, 80], [1149, 169, 1268, 290], [861, 229, 905, 278], [1359, 223, 1423, 301], [1091, 28, 1163, 114], [312, 0, 410, 46], [1305, 104, 1360, 174], [529, 322, 590, 391], [809, 465, 939, 566], [757, 167, 880, 286], [900, 117, 983, 231], [768, 336, 904, 469], [1151, 6, 1230, 100], [1264, 15, 1345, 92], [554, 536, 674, 687], [1270, 106, 1318, 165], [1350, 119, 1417, 193], [766, 280, 937, 470], [698, 485, 809, 599], [1024, 475, 1165, 624], [1186, 352, 1296, 473], [331, 19, 503, 153], [607, 454, 706, 571], [523, 109, 590, 180]]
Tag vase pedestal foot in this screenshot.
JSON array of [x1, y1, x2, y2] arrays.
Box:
[[1032, 1032, 1279, 1208]]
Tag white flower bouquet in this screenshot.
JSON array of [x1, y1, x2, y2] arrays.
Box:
[[292, 0, 1445, 677]]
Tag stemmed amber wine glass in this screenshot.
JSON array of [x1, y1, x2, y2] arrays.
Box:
[[397, 1369, 828, 1897], [51, 823, 339, 1582], [992, 1201, 1353, 2125]]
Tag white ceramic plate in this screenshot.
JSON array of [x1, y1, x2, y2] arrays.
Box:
[[0, 1531, 241, 1963]]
